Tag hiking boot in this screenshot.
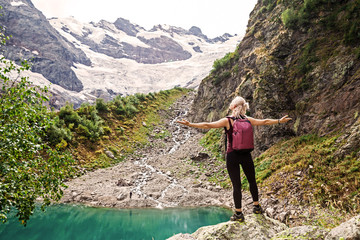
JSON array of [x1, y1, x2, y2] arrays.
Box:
[[230, 212, 245, 222], [253, 204, 263, 214]]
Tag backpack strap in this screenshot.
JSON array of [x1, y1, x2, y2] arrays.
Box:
[[224, 116, 235, 153]]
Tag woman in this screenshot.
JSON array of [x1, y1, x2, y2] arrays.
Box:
[[177, 96, 291, 222]]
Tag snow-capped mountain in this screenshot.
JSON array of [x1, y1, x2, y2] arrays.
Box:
[[0, 0, 242, 108]]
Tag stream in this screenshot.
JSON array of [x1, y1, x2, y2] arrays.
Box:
[[130, 107, 191, 208]]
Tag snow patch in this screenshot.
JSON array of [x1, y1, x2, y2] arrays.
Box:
[[10, 1, 26, 7]]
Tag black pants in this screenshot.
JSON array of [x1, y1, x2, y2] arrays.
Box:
[[226, 150, 259, 209]]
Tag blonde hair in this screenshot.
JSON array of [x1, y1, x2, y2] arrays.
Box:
[[229, 96, 249, 118]]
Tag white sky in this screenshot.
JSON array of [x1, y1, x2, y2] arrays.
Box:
[[31, 0, 258, 38]]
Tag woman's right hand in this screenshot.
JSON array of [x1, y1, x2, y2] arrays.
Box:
[[177, 119, 191, 126]]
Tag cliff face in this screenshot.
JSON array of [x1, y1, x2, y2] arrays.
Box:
[[190, 0, 360, 156], [0, 0, 91, 92]]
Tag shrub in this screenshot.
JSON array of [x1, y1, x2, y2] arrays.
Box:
[[125, 102, 139, 118], [135, 93, 147, 102], [59, 104, 81, 126], [95, 98, 109, 113], [47, 122, 73, 145], [281, 8, 298, 28]]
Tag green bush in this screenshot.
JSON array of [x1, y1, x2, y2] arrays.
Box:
[[77, 118, 104, 142], [135, 93, 147, 102], [281, 8, 298, 28], [212, 53, 231, 73], [95, 98, 109, 113], [46, 119, 73, 145], [125, 102, 139, 118], [59, 104, 81, 126], [147, 92, 156, 100]]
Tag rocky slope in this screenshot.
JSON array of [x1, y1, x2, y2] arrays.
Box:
[[190, 0, 360, 157], [0, 0, 242, 108], [60, 91, 234, 209]]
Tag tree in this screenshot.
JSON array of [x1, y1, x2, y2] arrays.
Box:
[[0, 27, 74, 225]]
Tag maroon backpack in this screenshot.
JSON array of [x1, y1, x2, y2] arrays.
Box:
[[225, 116, 254, 152]]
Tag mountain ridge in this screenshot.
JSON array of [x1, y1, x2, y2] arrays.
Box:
[[0, 0, 242, 108]]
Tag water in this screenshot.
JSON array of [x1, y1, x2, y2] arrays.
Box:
[[0, 205, 232, 240]]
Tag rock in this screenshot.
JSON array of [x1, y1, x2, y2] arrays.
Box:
[[325, 215, 360, 240], [273, 226, 329, 240], [72, 191, 78, 198], [168, 214, 288, 240], [190, 152, 210, 161], [189, 0, 360, 160], [116, 179, 131, 186], [278, 211, 289, 223], [116, 194, 126, 201], [80, 191, 93, 201], [266, 207, 275, 218], [105, 150, 115, 159]]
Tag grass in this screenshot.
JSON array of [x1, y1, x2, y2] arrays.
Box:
[[254, 134, 360, 215]]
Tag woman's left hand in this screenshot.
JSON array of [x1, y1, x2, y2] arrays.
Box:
[[279, 115, 292, 123]]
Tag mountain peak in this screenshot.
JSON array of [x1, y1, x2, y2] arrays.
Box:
[[113, 17, 143, 37]]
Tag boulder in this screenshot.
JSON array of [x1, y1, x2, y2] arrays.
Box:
[[325, 215, 360, 240], [273, 225, 329, 240], [168, 214, 287, 240]]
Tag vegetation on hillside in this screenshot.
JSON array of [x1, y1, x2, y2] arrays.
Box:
[[49, 87, 190, 170]]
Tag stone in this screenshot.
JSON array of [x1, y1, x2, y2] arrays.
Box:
[[116, 194, 126, 201], [266, 207, 275, 218], [168, 214, 288, 240], [274, 225, 329, 240], [325, 215, 360, 240], [278, 211, 288, 223], [105, 150, 115, 159]]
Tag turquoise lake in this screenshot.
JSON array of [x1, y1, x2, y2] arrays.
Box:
[[0, 204, 232, 240]]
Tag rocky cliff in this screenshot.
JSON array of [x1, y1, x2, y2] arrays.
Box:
[[0, 0, 91, 92], [190, 0, 360, 157]]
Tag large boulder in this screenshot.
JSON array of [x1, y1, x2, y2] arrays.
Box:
[[325, 215, 360, 240], [168, 214, 287, 240]]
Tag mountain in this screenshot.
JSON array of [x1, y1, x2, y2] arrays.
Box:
[[0, 0, 91, 92], [0, 0, 242, 108], [187, 0, 360, 224], [190, 0, 360, 157]]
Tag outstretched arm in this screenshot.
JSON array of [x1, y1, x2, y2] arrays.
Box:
[[247, 115, 292, 126], [177, 118, 229, 129]]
